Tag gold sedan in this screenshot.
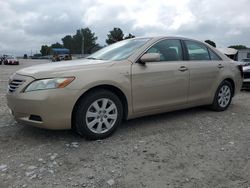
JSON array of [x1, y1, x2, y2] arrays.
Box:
[[7, 37, 243, 139]]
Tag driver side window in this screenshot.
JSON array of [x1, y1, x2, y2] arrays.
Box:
[[146, 39, 183, 61]]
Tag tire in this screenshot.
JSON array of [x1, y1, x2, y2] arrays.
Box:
[[74, 89, 123, 140], [210, 80, 233, 111]]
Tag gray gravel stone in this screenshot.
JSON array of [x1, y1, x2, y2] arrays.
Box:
[[0, 59, 250, 188]]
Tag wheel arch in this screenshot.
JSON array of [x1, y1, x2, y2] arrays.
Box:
[[71, 84, 129, 129], [223, 78, 235, 97]]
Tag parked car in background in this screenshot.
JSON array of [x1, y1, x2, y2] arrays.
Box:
[[237, 58, 250, 89], [52, 54, 72, 62], [240, 58, 250, 66], [51, 48, 72, 62], [242, 65, 250, 89], [4, 56, 19, 65], [7, 37, 243, 139]]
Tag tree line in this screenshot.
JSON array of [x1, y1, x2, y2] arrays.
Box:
[[40, 27, 135, 56], [40, 29, 248, 56]]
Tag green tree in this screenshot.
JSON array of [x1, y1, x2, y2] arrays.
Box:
[[40, 45, 50, 56], [50, 42, 63, 48], [228, 45, 248, 50], [62, 35, 73, 52], [106, 27, 124, 45], [124, 33, 135, 39], [40, 27, 98, 55], [71, 30, 82, 54], [91, 44, 103, 53], [70, 27, 98, 54], [205, 40, 216, 47], [81, 27, 98, 54]]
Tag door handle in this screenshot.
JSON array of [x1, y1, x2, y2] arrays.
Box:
[[178, 66, 188, 72], [218, 64, 224, 68]]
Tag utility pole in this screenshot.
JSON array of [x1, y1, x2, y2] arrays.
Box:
[[81, 29, 84, 58]]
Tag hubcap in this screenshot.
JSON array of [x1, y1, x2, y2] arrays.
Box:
[[85, 98, 118, 134], [218, 85, 231, 108]]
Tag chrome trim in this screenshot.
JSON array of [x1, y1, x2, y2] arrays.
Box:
[[8, 79, 25, 93]]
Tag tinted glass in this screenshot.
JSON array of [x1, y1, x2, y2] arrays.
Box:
[[146, 39, 183, 61], [185, 41, 210, 60], [87, 38, 149, 61], [208, 48, 221, 60]]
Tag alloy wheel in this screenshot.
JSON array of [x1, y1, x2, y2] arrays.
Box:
[[218, 85, 231, 108], [85, 98, 118, 134]]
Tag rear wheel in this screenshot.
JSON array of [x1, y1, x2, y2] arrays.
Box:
[[74, 89, 123, 140], [210, 80, 233, 111]]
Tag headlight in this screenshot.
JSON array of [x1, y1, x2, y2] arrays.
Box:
[[24, 77, 75, 92]]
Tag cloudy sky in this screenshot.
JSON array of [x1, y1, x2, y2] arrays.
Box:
[[1, 0, 250, 55]]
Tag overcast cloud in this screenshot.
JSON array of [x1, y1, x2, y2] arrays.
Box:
[[1, 0, 250, 55]]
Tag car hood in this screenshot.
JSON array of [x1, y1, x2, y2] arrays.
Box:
[[16, 59, 114, 79]]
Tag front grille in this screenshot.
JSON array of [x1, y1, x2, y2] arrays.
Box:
[[8, 79, 25, 93]]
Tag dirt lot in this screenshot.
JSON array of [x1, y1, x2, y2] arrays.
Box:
[[0, 59, 250, 188]]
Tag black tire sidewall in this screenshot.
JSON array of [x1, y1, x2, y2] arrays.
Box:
[[74, 89, 123, 140], [212, 80, 233, 111]]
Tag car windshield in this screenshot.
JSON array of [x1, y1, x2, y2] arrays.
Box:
[[87, 38, 150, 61]]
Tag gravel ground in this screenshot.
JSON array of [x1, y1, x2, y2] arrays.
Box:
[[0, 59, 250, 188]]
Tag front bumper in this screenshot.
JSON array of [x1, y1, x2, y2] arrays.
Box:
[[6, 74, 81, 130]]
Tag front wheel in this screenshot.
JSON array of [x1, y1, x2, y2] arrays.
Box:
[[210, 80, 233, 111], [74, 89, 123, 140]]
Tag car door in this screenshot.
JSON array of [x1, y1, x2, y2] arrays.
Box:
[[183, 40, 224, 104], [131, 39, 189, 113]]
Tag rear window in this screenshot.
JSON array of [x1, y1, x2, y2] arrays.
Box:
[[185, 40, 210, 60], [208, 49, 221, 60], [185, 40, 221, 61]]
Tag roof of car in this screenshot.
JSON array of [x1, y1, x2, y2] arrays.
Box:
[[132, 36, 208, 44], [134, 36, 195, 40]]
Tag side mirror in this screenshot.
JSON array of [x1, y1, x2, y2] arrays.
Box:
[[140, 53, 160, 63]]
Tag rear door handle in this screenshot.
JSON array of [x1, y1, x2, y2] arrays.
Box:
[[218, 64, 224, 68], [178, 66, 188, 72]]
